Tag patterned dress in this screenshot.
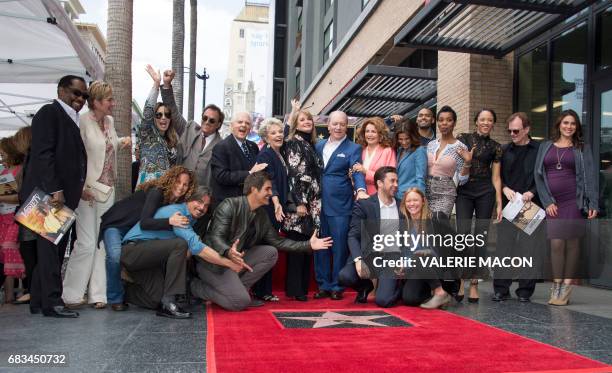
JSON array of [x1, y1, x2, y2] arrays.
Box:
[[426, 139, 468, 216], [137, 87, 178, 184], [0, 165, 24, 277], [282, 131, 323, 236]]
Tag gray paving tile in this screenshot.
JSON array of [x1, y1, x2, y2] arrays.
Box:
[[102, 362, 205, 373]]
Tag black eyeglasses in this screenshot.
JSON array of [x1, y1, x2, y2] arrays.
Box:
[[202, 115, 217, 125], [71, 88, 89, 100], [507, 129, 521, 135], [155, 111, 171, 119]]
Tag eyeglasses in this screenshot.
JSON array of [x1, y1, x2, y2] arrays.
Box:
[[202, 115, 218, 125], [71, 89, 89, 100], [155, 111, 171, 119], [507, 129, 521, 135]]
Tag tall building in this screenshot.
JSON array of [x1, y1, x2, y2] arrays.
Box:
[[75, 22, 107, 66], [223, 2, 272, 125], [274, 0, 612, 288]]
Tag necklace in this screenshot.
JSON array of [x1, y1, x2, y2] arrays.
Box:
[[555, 146, 570, 170]]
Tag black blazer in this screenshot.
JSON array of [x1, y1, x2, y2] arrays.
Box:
[[347, 195, 404, 261], [210, 134, 259, 203], [20, 100, 86, 210], [256, 145, 289, 230]]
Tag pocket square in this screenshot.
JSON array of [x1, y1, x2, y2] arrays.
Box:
[[337, 153, 346, 158]]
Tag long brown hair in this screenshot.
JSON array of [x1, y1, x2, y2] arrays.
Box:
[[136, 165, 196, 204], [288, 109, 318, 144], [400, 187, 431, 234], [0, 137, 23, 167], [393, 119, 421, 152], [154, 103, 179, 149], [356, 117, 392, 147], [552, 109, 583, 150], [12, 126, 32, 156]]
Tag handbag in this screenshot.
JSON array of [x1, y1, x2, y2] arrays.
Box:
[[88, 181, 113, 203]]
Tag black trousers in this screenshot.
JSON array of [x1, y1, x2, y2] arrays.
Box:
[[18, 240, 37, 292], [30, 234, 69, 310], [120, 238, 188, 309], [403, 278, 443, 306], [284, 231, 311, 297], [338, 259, 402, 308], [431, 212, 461, 294]]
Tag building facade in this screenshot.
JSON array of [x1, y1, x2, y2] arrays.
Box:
[[273, 0, 612, 288]]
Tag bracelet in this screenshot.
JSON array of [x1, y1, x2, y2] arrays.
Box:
[[353, 256, 362, 263], [462, 163, 472, 168]]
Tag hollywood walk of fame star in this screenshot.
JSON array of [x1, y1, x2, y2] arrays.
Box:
[[278, 311, 390, 328]]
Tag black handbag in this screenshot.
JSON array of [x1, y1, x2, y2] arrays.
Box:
[[580, 151, 590, 217]]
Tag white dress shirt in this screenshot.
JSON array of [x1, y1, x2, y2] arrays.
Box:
[[379, 197, 400, 252], [201, 132, 217, 153], [56, 99, 80, 127], [322, 135, 347, 167]]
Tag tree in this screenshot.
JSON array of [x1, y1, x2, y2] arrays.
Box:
[[187, 0, 197, 121], [105, 0, 133, 199], [172, 0, 185, 115]]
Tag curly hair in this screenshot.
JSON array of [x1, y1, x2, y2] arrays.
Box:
[[0, 137, 23, 167], [153, 102, 179, 149], [356, 117, 392, 147], [136, 165, 196, 204], [400, 187, 432, 234]]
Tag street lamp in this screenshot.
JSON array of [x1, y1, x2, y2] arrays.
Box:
[[195, 68, 209, 109]]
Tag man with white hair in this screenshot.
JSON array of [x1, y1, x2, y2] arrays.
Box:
[[210, 111, 267, 203]]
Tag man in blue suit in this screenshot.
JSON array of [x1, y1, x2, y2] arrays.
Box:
[[314, 111, 369, 300]]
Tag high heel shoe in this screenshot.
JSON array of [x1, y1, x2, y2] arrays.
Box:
[[455, 281, 465, 303], [468, 279, 479, 303], [548, 282, 562, 305], [551, 284, 572, 306]]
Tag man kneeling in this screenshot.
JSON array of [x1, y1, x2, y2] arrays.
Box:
[[191, 172, 332, 311], [121, 187, 235, 318]]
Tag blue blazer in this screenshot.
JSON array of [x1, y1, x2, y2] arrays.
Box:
[[396, 146, 427, 200], [315, 137, 366, 217], [256, 145, 289, 230]]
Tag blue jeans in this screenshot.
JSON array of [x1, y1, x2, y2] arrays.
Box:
[[104, 227, 129, 304]]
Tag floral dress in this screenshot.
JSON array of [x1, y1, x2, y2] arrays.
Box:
[[137, 87, 178, 184], [0, 165, 24, 277]]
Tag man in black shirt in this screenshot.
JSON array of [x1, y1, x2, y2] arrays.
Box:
[[493, 112, 541, 302]]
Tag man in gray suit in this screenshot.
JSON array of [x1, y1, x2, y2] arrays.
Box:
[[160, 69, 223, 189]]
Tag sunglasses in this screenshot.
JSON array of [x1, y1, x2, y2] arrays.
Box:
[[202, 115, 218, 125], [155, 111, 171, 119], [71, 88, 89, 100], [507, 129, 521, 135]]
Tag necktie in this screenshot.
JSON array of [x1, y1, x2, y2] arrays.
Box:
[[200, 135, 207, 153], [241, 141, 253, 163]]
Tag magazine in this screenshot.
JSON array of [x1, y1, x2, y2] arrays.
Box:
[[502, 192, 546, 235], [15, 188, 76, 244], [0, 172, 17, 195]]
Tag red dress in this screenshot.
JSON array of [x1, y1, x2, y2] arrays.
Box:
[[0, 165, 25, 277]]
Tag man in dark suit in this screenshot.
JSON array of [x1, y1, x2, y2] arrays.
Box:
[[339, 166, 404, 306], [314, 111, 369, 300], [19, 75, 88, 318], [210, 111, 267, 204]]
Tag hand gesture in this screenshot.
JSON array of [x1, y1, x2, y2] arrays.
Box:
[[81, 188, 95, 202], [227, 239, 253, 272], [390, 114, 403, 123], [588, 209, 598, 220], [50, 191, 65, 209], [120, 136, 132, 149], [503, 187, 515, 202], [522, 191, 534, 203], [546, 203, 558, 217], [169, 211, 189, 228], [274, 203, 285, 222], [309, 230, 333, 251], [250, 163, 268, 174], [356, 190, 370, 200], [352, 162, 365, 173], [355, 259, 371, 279], [457, 146, 474, 163], [145, 64, 161, 86], [290, 98, 301, 113], [163, 69, 175, 87], [296, 204, 307, 217]]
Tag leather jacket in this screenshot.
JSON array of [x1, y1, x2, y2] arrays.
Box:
[[203, 196, 311, 273]]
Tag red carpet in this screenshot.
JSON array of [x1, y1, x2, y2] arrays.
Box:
[[205, 296, 610, 373]]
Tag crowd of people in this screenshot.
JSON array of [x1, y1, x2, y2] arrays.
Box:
[[0, 70, 599, 319]]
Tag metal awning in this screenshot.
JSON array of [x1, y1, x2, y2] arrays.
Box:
[[321, 65, 437, 118], [394, 0, 596, 57]]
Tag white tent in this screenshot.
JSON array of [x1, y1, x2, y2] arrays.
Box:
[[0, 0, 104, 137]]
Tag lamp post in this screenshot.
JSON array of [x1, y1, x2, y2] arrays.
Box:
[[195, 68, 209, 109]]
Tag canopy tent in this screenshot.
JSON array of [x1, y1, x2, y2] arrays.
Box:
[[0, 0, 103, 137]]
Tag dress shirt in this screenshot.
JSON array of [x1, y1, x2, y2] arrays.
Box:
[[202, 132, 217, 153], [322, 135, 347, 167], [122, 203, 205, 255], [379, 197, 400, 252], [56, 99, 79, 127]]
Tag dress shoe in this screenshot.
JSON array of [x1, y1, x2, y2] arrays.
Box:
[[355, 283, 374, 304], [420, 293, 451, 309], [468, 297, 479, 303], [111, 303, 129, 312], [294, 295, 308, 302], [156, 302, 191, 319], [330, 291, 344, 301], [518, 297, 531, 303], [453, 293, 464, 303], [491, 293, 511, 302], [29, 306, 41, 315], [42, 306, 79, 318], [313, 290, 331, 299]]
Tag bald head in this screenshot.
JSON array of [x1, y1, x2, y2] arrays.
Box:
[[328, 111, 348, 141], [231, 111, 252, 141]]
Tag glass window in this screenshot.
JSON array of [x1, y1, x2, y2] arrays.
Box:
[[551, 22, 587, 132], [599, 88, 612, 218], [517, 45, 548, 140], [324, 0, 333, 12], [362, 0, 370, 10], [238, 68, 244, 78], [596, 6, 612, 71], [295, 67, 301, 94], [323, 22, 333, 63]]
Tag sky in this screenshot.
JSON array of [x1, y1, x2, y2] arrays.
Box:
[[79, 0, 249, 120]]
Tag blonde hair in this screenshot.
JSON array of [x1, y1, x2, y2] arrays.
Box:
[[400, 188, 432, 233], [288, 110, 318, 144], [87, 80, 113, 110]]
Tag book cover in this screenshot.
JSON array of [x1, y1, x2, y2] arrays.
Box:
[[502, 192, 546, 235], [15, 187, 76, 244], [0, 172, 17, 196]]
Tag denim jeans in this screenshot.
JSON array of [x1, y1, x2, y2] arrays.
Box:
[[104, 227, 129, 304]]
